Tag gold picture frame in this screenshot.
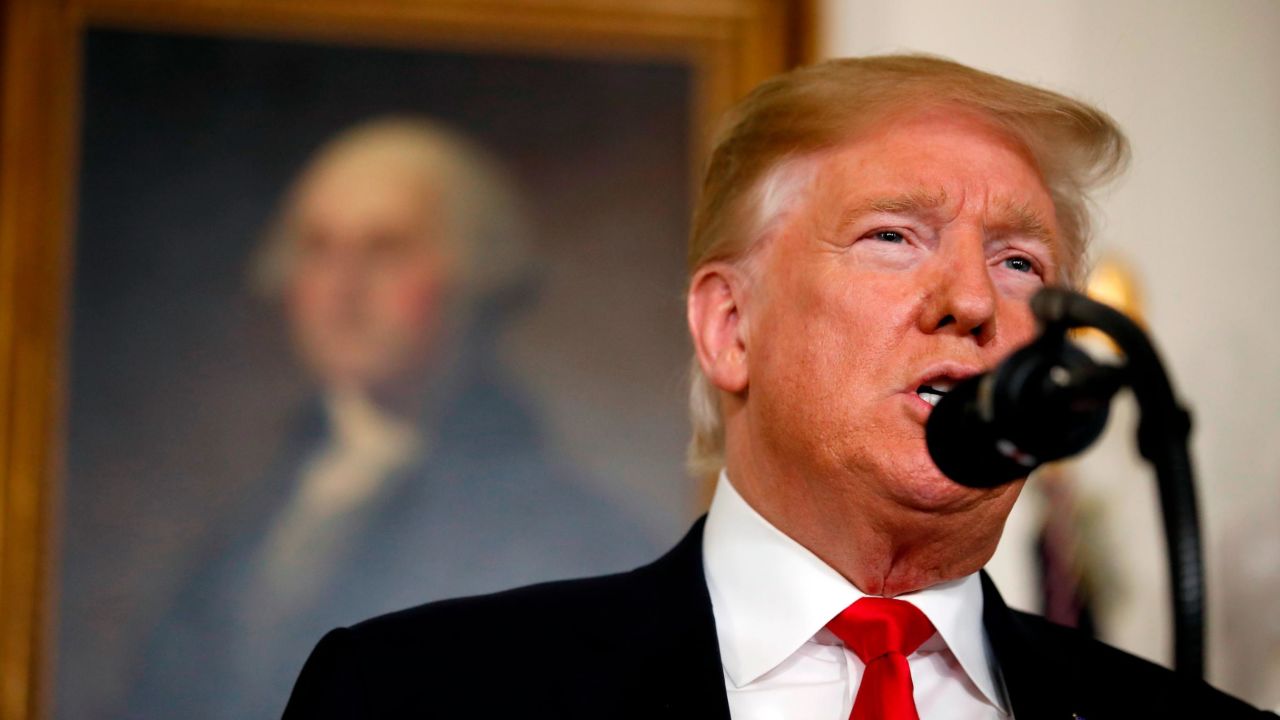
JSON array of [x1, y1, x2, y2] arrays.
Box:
[[0, 1, 812, 716]]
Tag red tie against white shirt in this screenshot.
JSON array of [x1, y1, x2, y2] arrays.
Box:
[[827, 597, 938, 720], [704, 473, 1010, 720]]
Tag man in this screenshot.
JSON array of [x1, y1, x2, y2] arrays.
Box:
[[283, 57, 1273, 718], [127, 118, 657, 719]]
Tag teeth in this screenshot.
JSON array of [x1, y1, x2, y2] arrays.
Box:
[[929, 379, 955, 392], [917, 389, 943, 406]]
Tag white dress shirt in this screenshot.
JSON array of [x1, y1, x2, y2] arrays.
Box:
[[702, 472, 1013, 719]]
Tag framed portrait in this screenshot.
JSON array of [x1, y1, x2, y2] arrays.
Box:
[[0, 1, 811, 717]]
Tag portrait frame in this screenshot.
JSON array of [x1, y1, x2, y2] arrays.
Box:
[[0, 0, 813, 716]]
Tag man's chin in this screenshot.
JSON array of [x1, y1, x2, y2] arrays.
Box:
[[315, 362, 413, 398], [889, 464, 1024, 515]]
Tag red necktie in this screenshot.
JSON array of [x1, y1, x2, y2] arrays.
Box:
[[826, 597, 937, 720]]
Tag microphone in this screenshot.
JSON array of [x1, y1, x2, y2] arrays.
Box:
[[925, 332, 1125, 488], [923, 287, 1205, 677]]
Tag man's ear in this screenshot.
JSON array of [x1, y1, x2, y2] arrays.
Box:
[[687, 263, 750, 394]]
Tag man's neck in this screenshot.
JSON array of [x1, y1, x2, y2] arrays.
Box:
[[724, 460, 1009, 597]]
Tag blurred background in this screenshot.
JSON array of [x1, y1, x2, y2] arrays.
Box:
[[59, 28, 699, 719], [1, 0, 1275, 718]]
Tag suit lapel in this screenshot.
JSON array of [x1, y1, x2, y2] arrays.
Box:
[[624, 517, 731, 719], [981, 571, 1077, 720]]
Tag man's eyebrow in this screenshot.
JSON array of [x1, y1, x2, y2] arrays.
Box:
[[836, 189, 1056, 245], [849, 188, 950, 217], [837, 188, 950, 231], [988, 197, 1055, 245]]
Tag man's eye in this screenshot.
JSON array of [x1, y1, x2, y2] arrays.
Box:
[[872, 230, 905, 243], [1004, 256, 1035, 273]]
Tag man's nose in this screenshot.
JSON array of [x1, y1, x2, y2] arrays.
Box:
[[316, 249, 371, 303], [919, 232, 998, 343]]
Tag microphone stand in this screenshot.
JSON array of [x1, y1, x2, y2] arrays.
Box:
[[1031, 287, 1204, 678]]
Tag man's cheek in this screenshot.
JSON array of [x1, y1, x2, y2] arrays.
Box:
[[381, 273, 445, 337], [992, 300, 1040, 351], [285, 280, 328, 338]]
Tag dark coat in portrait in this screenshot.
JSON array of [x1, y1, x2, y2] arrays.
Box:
[[124, 313, 661, 719]]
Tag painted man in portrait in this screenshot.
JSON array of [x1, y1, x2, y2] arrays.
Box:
[[125, 117, 659, 719]]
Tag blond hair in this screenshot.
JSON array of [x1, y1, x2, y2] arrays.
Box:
[[686, 54, 1130, 479]]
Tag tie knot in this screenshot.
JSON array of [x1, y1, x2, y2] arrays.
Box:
[[826, 597, 936, 664]]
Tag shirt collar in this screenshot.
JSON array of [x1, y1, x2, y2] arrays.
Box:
[[701, 471, 1007, 712], [900, 570, 1008, 712]]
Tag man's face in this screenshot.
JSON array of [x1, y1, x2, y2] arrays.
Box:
[[744, 109, 1062, 516], [284, 154, 453, 397]]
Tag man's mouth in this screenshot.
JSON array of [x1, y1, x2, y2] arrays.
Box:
[[915, 380, 956, 407]]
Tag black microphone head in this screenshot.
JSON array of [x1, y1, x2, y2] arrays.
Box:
[[926, 338, 1113, 488], [926, 375, 1034, 488]]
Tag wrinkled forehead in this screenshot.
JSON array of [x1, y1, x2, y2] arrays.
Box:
[[834, 107, 1050, 194], [798, 108, 1064, 249]]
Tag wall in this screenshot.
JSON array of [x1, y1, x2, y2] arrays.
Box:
[[822, 0, 1280, 706]]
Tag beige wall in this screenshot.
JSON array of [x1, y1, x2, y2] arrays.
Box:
[[821, 0, 1280, 706]]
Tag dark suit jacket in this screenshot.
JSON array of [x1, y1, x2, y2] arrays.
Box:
[[284, 518, 1273, 719]]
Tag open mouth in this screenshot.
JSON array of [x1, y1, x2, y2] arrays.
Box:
[[915, 380, 956, 407]]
